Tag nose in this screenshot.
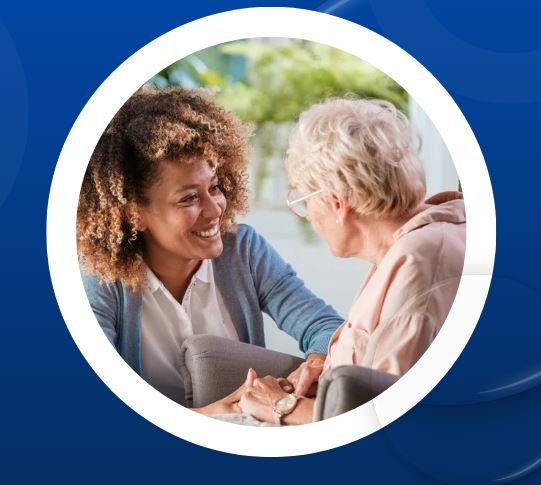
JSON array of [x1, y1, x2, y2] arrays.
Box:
[[201, 193, 225, 219]]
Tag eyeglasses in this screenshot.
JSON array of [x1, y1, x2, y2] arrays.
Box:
[[286, 189, 322, 218]]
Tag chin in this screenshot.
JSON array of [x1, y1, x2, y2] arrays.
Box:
[[201, 239, 224, 260]]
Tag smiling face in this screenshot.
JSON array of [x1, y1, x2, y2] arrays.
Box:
[[138, 158, 226, 270]]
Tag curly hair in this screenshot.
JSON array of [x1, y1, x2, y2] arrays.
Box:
[[286, 98, 426, 219], [77, 86, 251, 290]]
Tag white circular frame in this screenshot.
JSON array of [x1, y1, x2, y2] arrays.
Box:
[[47, 7, 495, 456]]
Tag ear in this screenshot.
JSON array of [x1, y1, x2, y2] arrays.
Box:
[[327, 193, 351, 224]]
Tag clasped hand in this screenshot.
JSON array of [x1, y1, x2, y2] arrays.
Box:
[[192, 368, 285, 420], [193, 355, 325, 421]]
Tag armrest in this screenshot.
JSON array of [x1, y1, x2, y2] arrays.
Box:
[[179, 335, 304, 408], [314, 365, 399, 421]]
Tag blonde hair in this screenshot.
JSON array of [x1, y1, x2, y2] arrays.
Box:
[[286, 98, 426, 218]]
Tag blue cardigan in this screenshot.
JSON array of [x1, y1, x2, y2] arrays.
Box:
[[81, 224, 343, 374]]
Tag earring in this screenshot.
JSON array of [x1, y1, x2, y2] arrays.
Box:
[[335, 218, 339, 224]]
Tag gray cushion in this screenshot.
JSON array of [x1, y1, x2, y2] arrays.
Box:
[[314, 365, 399, 421], [179, 335, 399, 419], [179, 335, 303, 408]]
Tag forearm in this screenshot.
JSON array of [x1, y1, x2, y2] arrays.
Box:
[[251, 231, 342, 353], [191, 404, 212, 415]]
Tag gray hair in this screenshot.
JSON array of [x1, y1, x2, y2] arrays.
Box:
[[286, 98, 426, 218]]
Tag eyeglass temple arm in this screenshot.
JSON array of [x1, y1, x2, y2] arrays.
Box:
[[287, 189, 323, 206]]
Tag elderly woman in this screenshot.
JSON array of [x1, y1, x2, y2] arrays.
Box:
[[78, 86, 342, 408], [236, 98, 466, 425]]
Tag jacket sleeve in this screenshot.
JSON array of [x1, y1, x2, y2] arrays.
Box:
[[244, 226, 344, 355], [80, 270, 119, 348]]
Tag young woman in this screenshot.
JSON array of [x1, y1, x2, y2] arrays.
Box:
[[78, 86, 342, 406]]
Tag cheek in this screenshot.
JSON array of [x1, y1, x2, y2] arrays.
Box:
[[218, 195, 227, 213], [307, 203, 329, 233], [148, 207, 197, 236], [305, 203, 317, 226], [317, 215, 344, 254], [176, 210, 203, 235]]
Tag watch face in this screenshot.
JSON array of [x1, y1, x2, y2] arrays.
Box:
[[275, 394, 297, 413]]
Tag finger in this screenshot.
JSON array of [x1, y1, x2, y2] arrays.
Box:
[[426, 191, 462, 204], [306, 381, 319, 398], [232, 402, 242, 414], [287, 370, 301, 386], [294, 367, 313, 397], [286, 374, 298, 387], [277, 377, 294, 393], [245, 368, 257, 387]]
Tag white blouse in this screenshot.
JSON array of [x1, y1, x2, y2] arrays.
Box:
[[140, 260, 238, 405]]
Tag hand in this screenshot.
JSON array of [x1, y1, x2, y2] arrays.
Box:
[[193, 398, 241, 416], [193, 368, 257, 416], [286, 353, 326, 397], [425, 191, 463, 205], [238, 374, 289, 424]]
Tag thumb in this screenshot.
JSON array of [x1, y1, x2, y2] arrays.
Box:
[[245, 368, 257, 387]]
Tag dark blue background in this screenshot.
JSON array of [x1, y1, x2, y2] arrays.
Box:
[[1, 1, 539, 483]]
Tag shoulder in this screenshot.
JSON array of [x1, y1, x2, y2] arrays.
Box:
[[221, 223, 257, 246], [220, 223, 269, 258], [391, 217, 465, 269], [79, 267, 127, 305], [392, 199, 466, 263], [217, 223, 288, 279]]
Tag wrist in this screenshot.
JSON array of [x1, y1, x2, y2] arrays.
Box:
[[272, 393, 302, 425], [281, 396, 314, 426]]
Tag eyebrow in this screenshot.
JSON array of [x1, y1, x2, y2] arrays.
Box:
[[173, 176, 218, 194]]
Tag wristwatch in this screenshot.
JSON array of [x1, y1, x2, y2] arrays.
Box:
[[272, 393, 300, 425]]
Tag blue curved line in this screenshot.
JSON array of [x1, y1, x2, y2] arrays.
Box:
[[478, 369, 541, 395], [317, 0, 362, 14], [493, 454, 541, 483]]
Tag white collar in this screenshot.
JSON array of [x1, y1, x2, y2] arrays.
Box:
[[145, 260, 212, 294]]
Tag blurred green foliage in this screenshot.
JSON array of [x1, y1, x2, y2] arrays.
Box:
[[151, 39, 408, 121]]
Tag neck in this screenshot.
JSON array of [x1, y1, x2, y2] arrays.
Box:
[[145, 251, 201, 302], [356, 220, 401, 265], [351, 203, 429, 265]]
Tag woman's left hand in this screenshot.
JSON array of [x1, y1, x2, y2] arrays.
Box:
[[193, 368, 257, 416], [238, 374, 289, 424]]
